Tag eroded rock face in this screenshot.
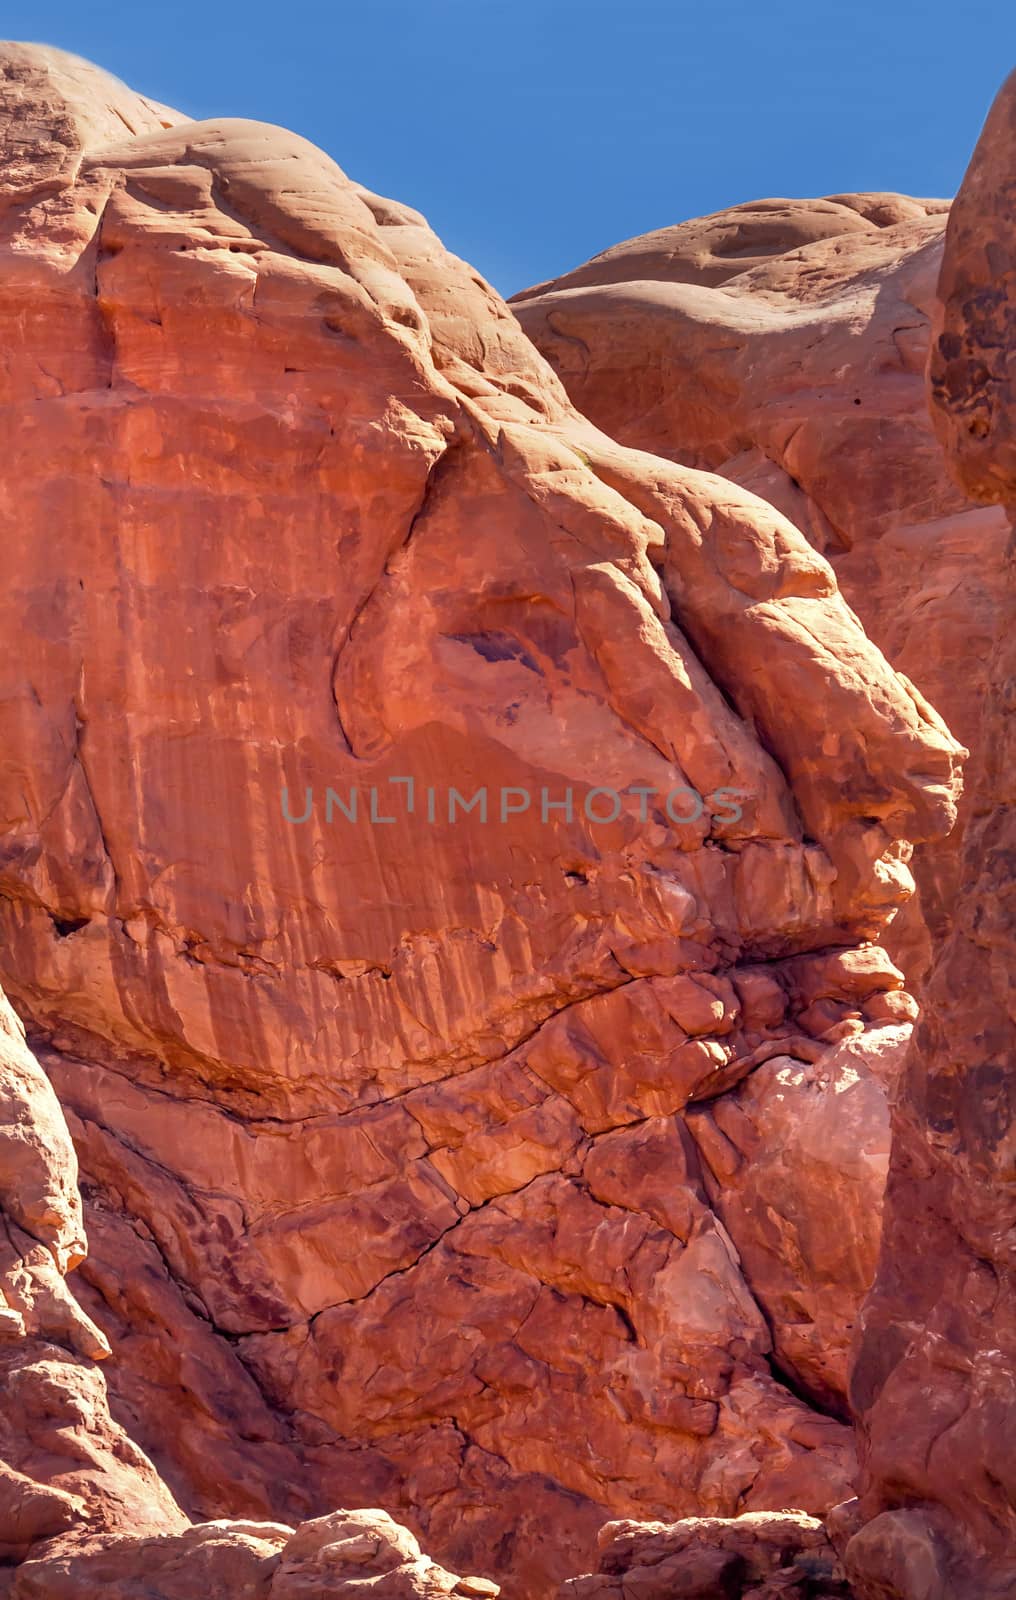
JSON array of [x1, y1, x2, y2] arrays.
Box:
[[513, 68, 1016, 1600], [0, 44, 965, 1599], [0, 979, 187, 1562], [846, 70, 1016, 1600], [11, 1509, 501, 1600], [686, 1020, 909, 1420], [512, 190, 1007, 991], [0, 983, 498, 1595], [558, 1511, 850, 1599]]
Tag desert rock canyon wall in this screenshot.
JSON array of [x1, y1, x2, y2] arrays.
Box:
[[512, 181, 1008, 992], [0, 40, 1011, 1600], [846, 69, 1016, 1600]]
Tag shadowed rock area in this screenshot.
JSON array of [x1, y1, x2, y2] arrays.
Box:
[[845, 68, 1016, 1600]]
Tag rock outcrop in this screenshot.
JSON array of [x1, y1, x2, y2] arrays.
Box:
[[515, 65, 1016, 1600], [0, 977, 497, 1597], [559, 1512, 850, 1598], [512, 192, 1007, 991], [11, 1509, 501, 1600], [0, 42, 969, 1600], [845, 70, 1016, 1600], [0, 983, 186, 1565]]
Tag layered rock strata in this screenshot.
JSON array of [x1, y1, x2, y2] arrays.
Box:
[[0, 43, 965, 1599], [0, 981, 497, 1599]]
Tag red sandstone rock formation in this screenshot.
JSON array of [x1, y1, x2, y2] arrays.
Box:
[[0, 981, 497, 1597], [0, 41, 969, 1600], [512, 190, 1008, 991], [12, 1510, 501, 1600], [522, 66, 1016, 1600], [558, 1512, 850, 1598], [0, 984, 184, 1565], [844, 70, 1016, 1600]]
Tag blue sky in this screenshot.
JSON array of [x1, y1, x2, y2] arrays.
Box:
[[5, 1, 1014, 295]]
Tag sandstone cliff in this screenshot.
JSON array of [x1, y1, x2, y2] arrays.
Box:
[[521, 69, 1016, 1600], [0, 986, 498, 1599], [0, 39, 999, 1600], [512, 190, 1007, 991], [845, 69, 1016, 1600]]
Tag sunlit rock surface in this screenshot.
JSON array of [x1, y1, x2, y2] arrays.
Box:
[[0, 43, 967, 1599]]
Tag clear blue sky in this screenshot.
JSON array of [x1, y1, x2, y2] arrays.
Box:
[[6, 1, 1014, 295]]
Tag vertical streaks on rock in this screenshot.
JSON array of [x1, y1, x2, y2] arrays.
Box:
[[0, 42, 970, 1600]]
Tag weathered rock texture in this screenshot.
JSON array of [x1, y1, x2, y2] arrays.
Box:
[[0, 984, 498, 1597], [0, 43, 967, 1600], [11, 1509, 501, 1600], [512, 191, 1009, 990], [559, 1512, 850, 1598], [0, 982, 185, 1564], [845, 70, 1016, 1600]]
